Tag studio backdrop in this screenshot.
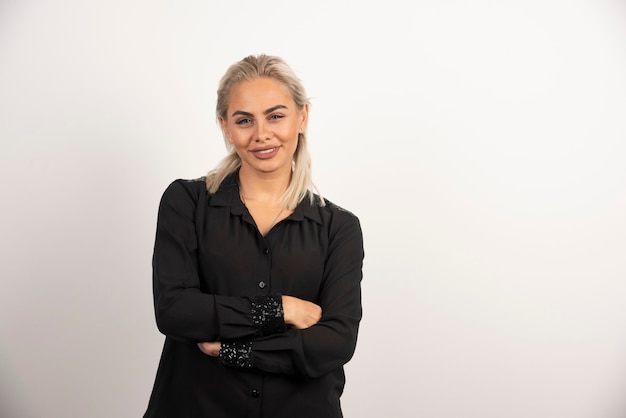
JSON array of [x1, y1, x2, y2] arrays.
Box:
[[1, 1, 626, 417]]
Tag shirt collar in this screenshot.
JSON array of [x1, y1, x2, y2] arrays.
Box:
[[207, 170, 322, 224]]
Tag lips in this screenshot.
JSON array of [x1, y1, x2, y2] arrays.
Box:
[[251, 146, 280, 159]]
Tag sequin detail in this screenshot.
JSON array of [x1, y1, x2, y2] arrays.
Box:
[[250, 293, 287, 336], [219, 340, 253, 368]]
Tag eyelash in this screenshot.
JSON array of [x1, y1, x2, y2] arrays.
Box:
[[235, 114, 284, 125]]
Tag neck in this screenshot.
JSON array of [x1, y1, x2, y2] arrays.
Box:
[[238, 166, 291, 204]]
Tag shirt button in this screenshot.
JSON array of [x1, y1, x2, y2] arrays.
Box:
[[251, 389, 260, 398], [263, 248, 269, 255], [258, 281, 266, 289]]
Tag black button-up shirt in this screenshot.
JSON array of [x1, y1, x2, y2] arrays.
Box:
[[144, 172, 364, 418]]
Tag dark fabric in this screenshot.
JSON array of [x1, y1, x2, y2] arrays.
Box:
[[219, 340, 253, 368], [143, 172, 364, 418], [249, 293, 288, 336]]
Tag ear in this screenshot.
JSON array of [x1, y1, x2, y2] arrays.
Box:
[[219, 117, 231, 141], [299, 103, 309, 132]]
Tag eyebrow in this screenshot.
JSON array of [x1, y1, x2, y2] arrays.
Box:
[[231, 105, 288, 118]]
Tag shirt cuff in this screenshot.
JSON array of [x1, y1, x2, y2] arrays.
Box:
[[249, 293, 287, 336], [219, 340, 253, 368]]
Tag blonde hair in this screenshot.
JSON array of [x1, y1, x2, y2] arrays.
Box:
[[205, 54, 323, 209]]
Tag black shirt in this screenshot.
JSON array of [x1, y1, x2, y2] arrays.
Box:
[[144, 172, 364, 418]]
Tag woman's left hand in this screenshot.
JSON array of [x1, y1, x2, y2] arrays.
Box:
[[197, 341, 221, 357]]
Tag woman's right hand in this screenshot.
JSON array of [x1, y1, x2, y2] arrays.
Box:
[[281, 295, 322, 329]]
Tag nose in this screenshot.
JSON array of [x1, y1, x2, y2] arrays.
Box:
[[255, 119, 271, 141]]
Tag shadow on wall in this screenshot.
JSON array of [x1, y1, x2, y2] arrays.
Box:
[[0, 351, 34, 418]]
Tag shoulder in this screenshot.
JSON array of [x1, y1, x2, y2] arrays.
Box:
[[163, 177, 206, 195], [320, 198, 358, 220], [316, 197, 364, 254], [159, 177, 207, 208], [315, 196, 362, 233]]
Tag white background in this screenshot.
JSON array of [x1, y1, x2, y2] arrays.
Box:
[[1, 1, 626, 417]]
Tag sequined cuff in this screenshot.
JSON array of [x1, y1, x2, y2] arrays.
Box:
[[250, 293, 287, 336], [219, 340, 253, 368]]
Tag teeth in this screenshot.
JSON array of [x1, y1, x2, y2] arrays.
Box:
[[256, 148, 275, 154]]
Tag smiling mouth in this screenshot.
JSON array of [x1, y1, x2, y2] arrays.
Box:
[[252, 147, 278, 154], [249, 146, 281, 160]]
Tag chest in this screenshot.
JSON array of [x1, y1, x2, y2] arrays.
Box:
[[194, 206, 328, 301]]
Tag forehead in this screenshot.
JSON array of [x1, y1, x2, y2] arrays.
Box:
[[228, 77, 294, 111]]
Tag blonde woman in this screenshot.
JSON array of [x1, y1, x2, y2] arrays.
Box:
[[144, 54, 364, 418]]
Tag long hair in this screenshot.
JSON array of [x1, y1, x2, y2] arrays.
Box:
[[205, 54, 323, 209]]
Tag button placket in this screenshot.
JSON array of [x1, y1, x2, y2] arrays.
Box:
[[257, 242, 271, 291]]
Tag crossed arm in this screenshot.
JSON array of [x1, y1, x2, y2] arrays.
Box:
[[197, 295, 322, 356], [153, 181, 363, 377]]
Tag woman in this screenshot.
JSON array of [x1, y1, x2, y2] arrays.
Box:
[[144, 54, 364, 418]]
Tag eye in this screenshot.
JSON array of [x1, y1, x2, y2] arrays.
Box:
[[235, 118, 252, 125], [269, 114, 284, 121]]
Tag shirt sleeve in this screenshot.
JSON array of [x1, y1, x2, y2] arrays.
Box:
[[220, 213, 364, 378], [152, 180, 286, 342]]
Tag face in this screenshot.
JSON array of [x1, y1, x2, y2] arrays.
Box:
[[220, 77, 308, 178]]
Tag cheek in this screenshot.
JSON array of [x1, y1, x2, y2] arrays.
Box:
[[231, 130, 251, 144], [281, 124, 300, 141], [229, 135, 248, 152]]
